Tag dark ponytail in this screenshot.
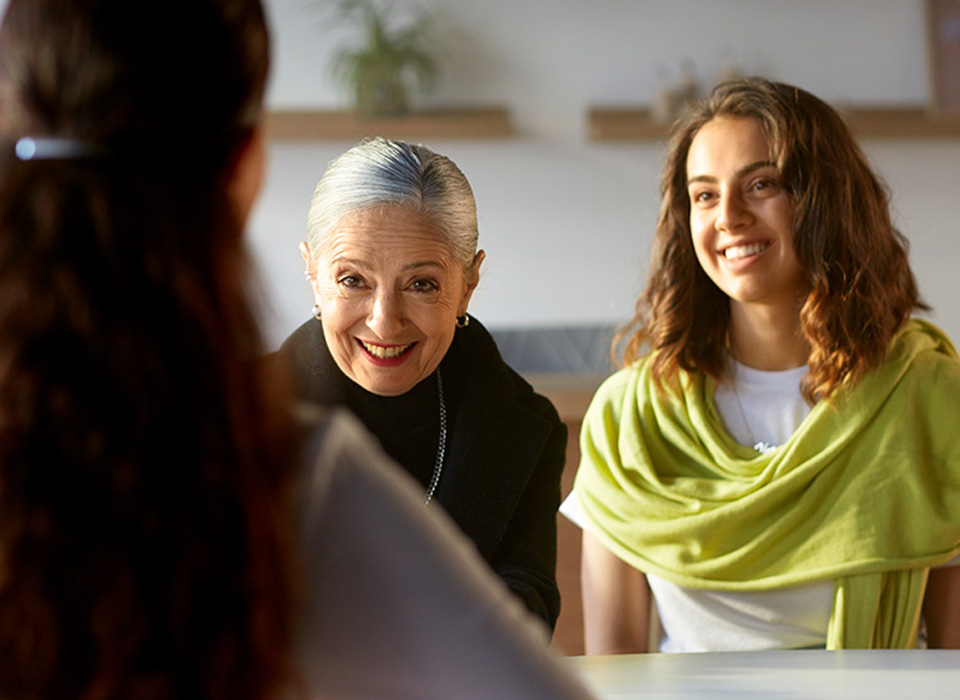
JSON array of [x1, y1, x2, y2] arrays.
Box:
[[0, 1, 296, 698]]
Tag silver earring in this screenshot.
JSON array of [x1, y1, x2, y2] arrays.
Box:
[[312, 304, 322, 321], [456, 314, 469, 328]]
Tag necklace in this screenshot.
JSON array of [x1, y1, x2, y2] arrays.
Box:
[[730, 375, 777, 455], [424, 367, 447, 505]]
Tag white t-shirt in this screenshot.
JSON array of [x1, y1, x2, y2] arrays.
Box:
[[712, 359, 810, 456]]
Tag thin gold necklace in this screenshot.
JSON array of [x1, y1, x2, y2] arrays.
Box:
[[730, 371, 777, 454]]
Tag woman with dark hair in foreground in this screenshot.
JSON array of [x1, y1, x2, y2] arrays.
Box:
[[0, 1, 595, 698]]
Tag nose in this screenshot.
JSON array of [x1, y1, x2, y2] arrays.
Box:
[[715, 190, 751, 232], [367, 287, 405, 339]]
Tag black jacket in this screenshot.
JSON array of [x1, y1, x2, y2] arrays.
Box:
[[280, 317, 565, 630]]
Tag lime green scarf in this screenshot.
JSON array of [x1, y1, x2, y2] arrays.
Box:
[[575, 319, 960, 648]]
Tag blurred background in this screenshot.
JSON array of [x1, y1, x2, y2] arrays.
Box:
[[251, 0, 959, 365]]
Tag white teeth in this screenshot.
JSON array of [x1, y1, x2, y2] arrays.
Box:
[[361, 340, 411, 359], [723, 242, 769, 260]]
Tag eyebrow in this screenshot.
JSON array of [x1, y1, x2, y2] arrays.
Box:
[[401, 260, 447, 273], [333, 257, 448, 272], [687, 159, 777, 186]]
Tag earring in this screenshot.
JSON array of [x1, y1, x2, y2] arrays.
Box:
[[312, 304, 322, 321], [456, 314, 469, 328]]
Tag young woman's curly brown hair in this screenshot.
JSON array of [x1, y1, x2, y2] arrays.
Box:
[[0, 1, 298, 699], [617, 77, 924, 402]]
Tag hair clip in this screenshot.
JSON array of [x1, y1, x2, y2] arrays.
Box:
[[15, 136, 100, 161]]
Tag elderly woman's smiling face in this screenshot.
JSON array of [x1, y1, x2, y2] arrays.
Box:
[[305, 205, 482, 397]]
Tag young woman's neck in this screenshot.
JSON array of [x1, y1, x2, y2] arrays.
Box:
[[727, 301, 810, 371]]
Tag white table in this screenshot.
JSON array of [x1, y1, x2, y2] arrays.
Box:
[[566, 650, 960, 699]]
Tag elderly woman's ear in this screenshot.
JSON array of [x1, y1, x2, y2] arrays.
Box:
[[299, 240, 321, 307], [298, 240, 314, 274], [460, 250, 486, 315]]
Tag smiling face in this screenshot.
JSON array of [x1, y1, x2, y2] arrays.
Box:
[[305, 205, 481, 397], [686, 116, 807, 316]]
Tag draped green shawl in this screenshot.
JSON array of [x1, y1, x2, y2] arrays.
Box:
[[575, 319, 960, 648]]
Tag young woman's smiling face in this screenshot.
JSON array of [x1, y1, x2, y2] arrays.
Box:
[[686, 116, 806, 315], [307, 205, 480, 397]]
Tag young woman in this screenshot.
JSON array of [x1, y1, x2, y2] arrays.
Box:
[[565, 78, 960, 653], [0, 1, 596, 698]]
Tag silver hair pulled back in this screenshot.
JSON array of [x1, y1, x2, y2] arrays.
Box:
[[305, 137, 479, 270], [14, 136, 101, 161]]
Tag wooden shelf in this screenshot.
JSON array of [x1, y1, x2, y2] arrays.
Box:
[[265, 107, 514, 141], [588, 106, 960, 141], [588, 108, 674, 141], [840, 107, 960, 138]]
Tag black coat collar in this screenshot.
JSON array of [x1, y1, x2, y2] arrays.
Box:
[[279, 317, 554, 557]]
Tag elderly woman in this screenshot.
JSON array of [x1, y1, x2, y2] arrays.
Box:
[[281, 137, 565, 630]]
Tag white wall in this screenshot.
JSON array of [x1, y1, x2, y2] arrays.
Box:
[[252, 0, 960, 351], [264, 0, 930, 129]]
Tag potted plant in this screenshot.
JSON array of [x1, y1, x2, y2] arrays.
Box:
[[330, 0, 439, 119]]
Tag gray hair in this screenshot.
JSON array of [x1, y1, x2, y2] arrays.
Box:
[[305, 138, 479, 269]]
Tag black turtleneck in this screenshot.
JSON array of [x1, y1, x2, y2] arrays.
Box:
[[342, 369, 441, 490], [279, 318, 467, 493]]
